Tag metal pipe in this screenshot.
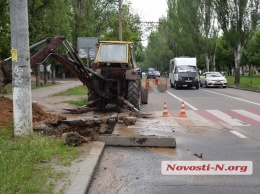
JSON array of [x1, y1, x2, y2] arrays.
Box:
[[4, 38, 47, 62]]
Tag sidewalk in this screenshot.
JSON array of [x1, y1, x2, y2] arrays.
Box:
[[5, 80, 83, 99]]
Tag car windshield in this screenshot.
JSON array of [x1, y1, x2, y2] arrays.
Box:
[[97, 44, 127, 62], [207, 73, 223, 77], [178, 65, 196, 73]]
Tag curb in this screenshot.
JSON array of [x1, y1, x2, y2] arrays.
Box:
[[65, 141, 105, 194], [227, 85, 260, 93]]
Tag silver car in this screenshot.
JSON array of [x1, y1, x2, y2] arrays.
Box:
[[200, 72, 227, 88], [154, 71, 160, 77]]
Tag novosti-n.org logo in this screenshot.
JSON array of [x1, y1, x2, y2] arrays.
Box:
[[161, 161, 253, 175]]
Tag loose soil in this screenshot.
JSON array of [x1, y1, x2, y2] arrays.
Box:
[[0, 95, 113, 141], [0, 96, 66, 128]]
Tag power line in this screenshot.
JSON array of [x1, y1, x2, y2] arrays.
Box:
[[140, 21, 160, 24]]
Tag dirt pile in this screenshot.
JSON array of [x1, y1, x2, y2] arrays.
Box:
[[0, 96, 115, 144], [0, 96, 66, 128]]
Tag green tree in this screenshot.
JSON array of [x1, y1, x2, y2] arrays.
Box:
[[167, 0, 219, 71], [0, 0, 10, 59], [215, 0, 260, 84], [167, 0, 198, 57], [244, 29, 260, 68], [215, 36, 234, 75], [28, 0, 52, 43], [143, 18, 173, 74]]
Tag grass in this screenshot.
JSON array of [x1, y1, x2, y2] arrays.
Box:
[[1, 82, 59, 94], [53, 85, 88, 106], [226, 74, 260, 91], [31, 82, 59, 89], [0, 125, 82, 194], [53, 85, 87, 96], [64, 97, 87, 106]]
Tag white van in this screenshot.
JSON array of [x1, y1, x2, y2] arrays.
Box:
[[169, 57, 199, 89]]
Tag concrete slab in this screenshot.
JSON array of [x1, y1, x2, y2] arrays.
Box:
[[98, 134, 176, 147]]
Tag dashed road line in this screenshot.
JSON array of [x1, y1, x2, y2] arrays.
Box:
[[166, 91, 198, 110], [230, 131, 247, 138], [201, 89, 260, 106]]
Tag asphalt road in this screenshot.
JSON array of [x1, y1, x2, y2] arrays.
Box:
[[88, 84, 260, 194]]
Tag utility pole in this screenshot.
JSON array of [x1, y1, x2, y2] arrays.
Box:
[[10, 0, 33, 136], [118, 0, 123, 41]]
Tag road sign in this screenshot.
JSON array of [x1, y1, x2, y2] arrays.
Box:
[[77, 37, 98, 59]]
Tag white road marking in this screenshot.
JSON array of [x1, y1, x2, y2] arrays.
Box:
[[230, 131, 247, 138], [206, 110, 250, 126], [201, 89, 260, 106], [166, 91, 198, 110], [233, 110, 260, 122]]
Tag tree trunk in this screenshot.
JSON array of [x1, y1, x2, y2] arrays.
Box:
[[51, 64, 56, 84], [212, 53, 216, 71], [205, 55, 210, 71], [36, 64, 40, 86], [44, 64, 47, 85], [234, 44, 242, 84], [62, 72, 65, 80]]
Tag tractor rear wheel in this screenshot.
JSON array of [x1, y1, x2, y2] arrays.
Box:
[[127, 79, 141, 110]]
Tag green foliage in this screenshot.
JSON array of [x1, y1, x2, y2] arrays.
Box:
[[0, 0, 10, 59], [0, 126, 82, 194], [142, 0, 219, 73], [244, 29, 260, 68], [214, 0, 260, 83], [142, 18, 173, 74], [1, 0, 143, 61], [215, 37, 234, 72]]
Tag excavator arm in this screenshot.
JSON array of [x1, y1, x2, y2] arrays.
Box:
[[0, 36, 108, 98], [0, 37, 147, 116]]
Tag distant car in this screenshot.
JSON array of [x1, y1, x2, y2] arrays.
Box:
[[154, 71, 160, 78], [142, 72, 147, 77], [147, 67, 156, 79], [200, 72, 227, 88]]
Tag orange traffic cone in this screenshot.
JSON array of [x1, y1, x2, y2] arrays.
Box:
[[179, 101, 187, 117], [162, 101, 170, 117]]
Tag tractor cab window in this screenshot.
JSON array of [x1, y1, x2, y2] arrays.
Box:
[[97, 44, 127, 63]]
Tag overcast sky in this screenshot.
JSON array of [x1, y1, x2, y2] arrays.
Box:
[[127, 0, 168, 46], [128, 0, 167, 22]]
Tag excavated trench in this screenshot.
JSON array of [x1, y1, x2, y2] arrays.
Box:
[[0, 96, 114, 141], [34, 117, 117, 145]]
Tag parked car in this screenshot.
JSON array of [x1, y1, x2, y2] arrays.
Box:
[[147, 67, 156, 79], [155, 71, 160, 78], [200, 72, 227, 88]]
